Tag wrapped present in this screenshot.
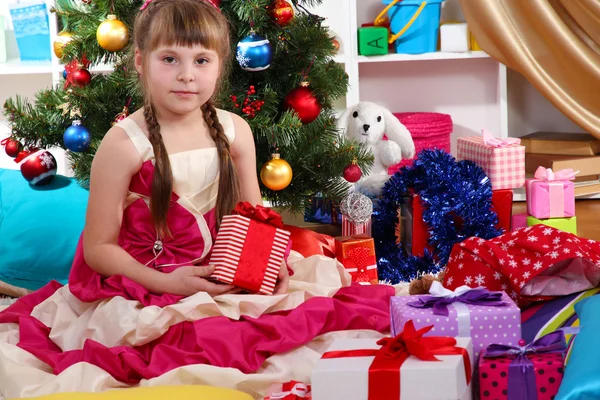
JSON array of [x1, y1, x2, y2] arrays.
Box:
[[311, 321, 473, 400], [342, 215, 372, 236], [457, 129, 525, 190], [479, 331, 566, 400], [264, 381, 311, 400], [511, 212, 528, 231], [391, 282, 521, 358], [209, 202, 291, 295], [304, 194, 341, 225], [340, 192, 373, 237], [526, 166, 576, 219], [402, 189, 513, 257], [526, 215, 577, 235], [335, 236, 378, 285]]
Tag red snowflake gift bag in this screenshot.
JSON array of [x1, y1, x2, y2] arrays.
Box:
[[442, 225, 600, 306], [209, 202, 291, 295]]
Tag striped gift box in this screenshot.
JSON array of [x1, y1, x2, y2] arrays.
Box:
[[341, 215, 372, 237], [209, 214, 291, 295], [457, 136, 525, 190]]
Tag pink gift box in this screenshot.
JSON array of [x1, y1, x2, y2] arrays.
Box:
[[457, 130, 525, 190], [525, 167, 576, 219], [511, 212, 528, 231]]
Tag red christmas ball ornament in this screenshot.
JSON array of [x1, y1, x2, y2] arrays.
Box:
[[343, 159, 362, 183], [20, 150, 57, 186], [2, 138, 22, 158], [72, 68, 91, 87], [112, 105, 130, 126], [283, 82, 321, 124], [269, 0, 294, 26]]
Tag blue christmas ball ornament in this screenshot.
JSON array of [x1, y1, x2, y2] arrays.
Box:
[[63, 120, 91, 152], [63, 69, 67, 79], [236, 32, 272, 72]]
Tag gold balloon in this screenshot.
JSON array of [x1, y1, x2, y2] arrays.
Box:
[[260, 154, 293, 191], [96, 15, 129, 52], [53, 31, 73, 59]]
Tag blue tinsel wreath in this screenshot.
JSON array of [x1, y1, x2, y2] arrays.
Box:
[[372, 149, 504, 284]]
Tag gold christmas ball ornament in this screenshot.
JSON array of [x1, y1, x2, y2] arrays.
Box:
[[96, 15, 129, 52], [260, 153, 293, 191], [53, 31, 74, 59]]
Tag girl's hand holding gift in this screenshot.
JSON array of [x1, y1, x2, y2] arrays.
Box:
[[166, 265, 242, 297]]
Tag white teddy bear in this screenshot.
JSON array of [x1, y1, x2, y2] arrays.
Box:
[[337, 102, 416, 196]]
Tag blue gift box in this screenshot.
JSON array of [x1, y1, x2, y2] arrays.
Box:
[[304, 194, 341, 225], [9, 0, 52, 62]]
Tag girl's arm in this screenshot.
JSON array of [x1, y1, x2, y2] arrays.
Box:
[[230, 113, 263, 207], [82, 126, 169, 294]]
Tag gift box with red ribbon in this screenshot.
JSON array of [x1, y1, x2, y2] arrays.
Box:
[[264, 381, 311, 400], [457, 129, 525, 190], [479, 331, 566, 400], [402, 189, 513, 257], [311, 321, 473, 400], [334, 236, 378, 285], [526, 166, 577, 219], [209, 202, 291, 295]]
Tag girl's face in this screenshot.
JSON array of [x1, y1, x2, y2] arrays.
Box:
[[135, 44, 221, 118]]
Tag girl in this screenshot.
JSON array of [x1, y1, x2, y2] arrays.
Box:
[[75, 0, 291, 302], [0, 0, 393, 397]]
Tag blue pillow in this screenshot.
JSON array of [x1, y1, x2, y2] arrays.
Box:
[[0, 169, 88, 290], [556, 295, 600, 400]]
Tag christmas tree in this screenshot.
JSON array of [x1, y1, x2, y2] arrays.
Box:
[[2, 0, 372, 212]]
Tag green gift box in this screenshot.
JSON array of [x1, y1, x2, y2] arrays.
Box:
[[527, 215, 577, 235]]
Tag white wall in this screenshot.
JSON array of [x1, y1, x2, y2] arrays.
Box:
[[507, 69, 586, 137]]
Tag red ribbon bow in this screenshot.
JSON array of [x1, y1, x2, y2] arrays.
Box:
[[233, 201, 284, 229], [322, 321, 471, 400], [13, 148, 39, 164]]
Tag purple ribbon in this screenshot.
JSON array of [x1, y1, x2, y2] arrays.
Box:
[[483, 331, 567, 400], [406, 287, 506, 317]]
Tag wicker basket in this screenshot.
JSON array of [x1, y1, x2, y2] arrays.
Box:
[[388, 112, 453, 174]]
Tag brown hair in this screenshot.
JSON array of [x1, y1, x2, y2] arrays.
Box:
[[132, 0, 241, 236]]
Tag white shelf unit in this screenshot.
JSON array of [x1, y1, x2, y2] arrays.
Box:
[[1, 0, 592, 199], [311, 0, 591, 201]]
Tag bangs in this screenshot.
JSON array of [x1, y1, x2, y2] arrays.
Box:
[[146, 3, 226, 53]]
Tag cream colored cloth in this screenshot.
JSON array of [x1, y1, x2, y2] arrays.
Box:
[[0, 251, 408, 399]]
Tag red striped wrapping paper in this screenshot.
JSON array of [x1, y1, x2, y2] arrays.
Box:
[[209, 214, 291, 295], [341, 215, 372, 237]]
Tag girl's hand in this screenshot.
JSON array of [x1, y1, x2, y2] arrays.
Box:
[[273, 262, 290, 295], [165, 265, 240, 297]]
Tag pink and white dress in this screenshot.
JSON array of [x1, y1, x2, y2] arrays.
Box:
[[0, 109, 394, 399]]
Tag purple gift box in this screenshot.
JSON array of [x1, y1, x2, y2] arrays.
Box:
[[390, 288, 521, 359]]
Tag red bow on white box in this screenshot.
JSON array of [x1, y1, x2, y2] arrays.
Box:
[[265, 381, 311, 400]]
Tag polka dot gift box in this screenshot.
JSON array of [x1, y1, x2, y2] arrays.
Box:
[[479, 331, 566, 400], [390, 281, 521, 359]]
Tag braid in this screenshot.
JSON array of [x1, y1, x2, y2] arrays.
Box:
[[202, 100, 241, 229], [143, 99, 174, 237]]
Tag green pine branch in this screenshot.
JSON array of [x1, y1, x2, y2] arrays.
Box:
[[3, 0, 373, 213]]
